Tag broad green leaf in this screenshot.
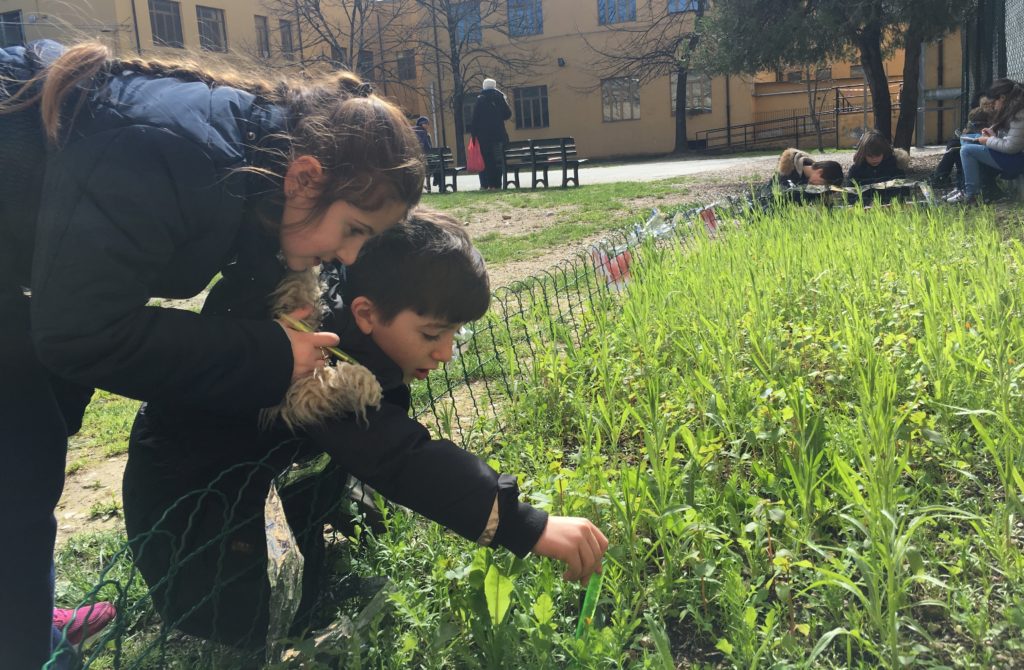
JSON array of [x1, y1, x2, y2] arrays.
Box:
[[715, 638, 734, 655], [483, 564, 513, 626], [533, 592, 554, 625]]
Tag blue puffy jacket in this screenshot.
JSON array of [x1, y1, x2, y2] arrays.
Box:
[[1, 41, 294, 413]]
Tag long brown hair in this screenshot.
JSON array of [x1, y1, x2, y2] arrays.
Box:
[[852, 129, 894, 166], [1, 42, 424, 219], [987, 78, 1024, 133]]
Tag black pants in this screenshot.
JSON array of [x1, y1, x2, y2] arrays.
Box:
[[478, 140, 504, 189], [932, 138, 963, 185], [0, 288, 93, 669], [123, 411, 350, 649]]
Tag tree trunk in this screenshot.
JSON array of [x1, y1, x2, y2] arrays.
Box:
[[448, 31, 466, 164], [893, 31, 922, 150], [673, 3, 705, 154], [805, 70, 824, 152], [674, 64, 689, 153], [857, 25, 892, 140]]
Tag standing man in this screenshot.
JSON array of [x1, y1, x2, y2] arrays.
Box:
[[412, 116, 432, 153], [469, 78, 512, 190]]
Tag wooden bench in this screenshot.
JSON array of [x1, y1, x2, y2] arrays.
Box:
[[500, 140, 533, 189], [424, 147, 464, 193], [501, 137, 588, 189]]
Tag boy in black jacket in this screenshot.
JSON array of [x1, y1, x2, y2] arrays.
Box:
[[123, 210, 607, 649]]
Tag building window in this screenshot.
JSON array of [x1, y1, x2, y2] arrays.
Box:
[[254, 15, 270, 58], [668, 0, 699, 11], [670, 71, 711, 114], [331, 45, 348, 68], [454, 2, 482, 43], [850, 64, 864, 78], [602, 77, 640, 121], [397, 49, 416, 80], [196, 6, 227, 52], [357, 50, 375, 81], [149, 0, 184, 48], [0, 10, 24, 47], [513, 85, 549, 129], [598, 0, 636, 25], [508, 0, 542, 36], [279, 19, 294, 60], [687, 73, 711, 113], [786, 70, 802, 83]]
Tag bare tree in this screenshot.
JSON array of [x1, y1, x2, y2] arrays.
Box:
[[412, 0, 547, 163], [803, 65, 834, 152], [581, 2, 706, 154], [259, 0, 419, 95]]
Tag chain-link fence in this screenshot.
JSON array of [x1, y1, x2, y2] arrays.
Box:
[[962, 0, 1017, 119], [45, 210, 669, 669], [1007, 0, 1024, 81], [50, 183, 936, 669]]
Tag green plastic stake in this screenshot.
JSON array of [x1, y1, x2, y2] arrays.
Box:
[[574, 570, 604, 638]]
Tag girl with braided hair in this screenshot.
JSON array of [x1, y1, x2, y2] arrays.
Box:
[[0, 40, 423, 667], [948, 78, 1024, 205]]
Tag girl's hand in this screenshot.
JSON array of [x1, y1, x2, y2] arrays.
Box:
[[278, 307, 340, 381], [532, 516, 609, 584], [982, 127, 994, 137], [977, 134, 990, 145]]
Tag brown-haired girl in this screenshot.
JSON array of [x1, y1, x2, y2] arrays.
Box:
[[948, 78, 1024, 205], [0, 39, 423, 667], [845, 129, 909, 186]]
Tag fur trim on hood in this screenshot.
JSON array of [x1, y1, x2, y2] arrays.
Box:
[[893, 148, 910, 170], [778, 147, 813, 176], [260, 268, 383, 431]]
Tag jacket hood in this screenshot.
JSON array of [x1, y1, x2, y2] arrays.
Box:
[[893, 148, 910, 170]]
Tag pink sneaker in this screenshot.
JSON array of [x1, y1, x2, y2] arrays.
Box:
[[53, 602, 117, 646]]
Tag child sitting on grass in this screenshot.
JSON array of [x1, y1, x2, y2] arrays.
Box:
[[844, 130, 909, 186], [122, 210, 608, 649]]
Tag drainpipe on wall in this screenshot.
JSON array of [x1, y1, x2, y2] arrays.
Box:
[[725, 74, 732, 148], [129, 0, 142, 54], [917, 40, 926, 148]]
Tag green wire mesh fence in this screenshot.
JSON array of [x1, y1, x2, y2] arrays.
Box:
[[50, 183, 936, 669]]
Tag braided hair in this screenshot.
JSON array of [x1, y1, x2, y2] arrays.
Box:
[[1, 42, 423, 220]]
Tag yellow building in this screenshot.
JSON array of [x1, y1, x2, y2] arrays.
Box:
[[0, 0, 962, 159], [0, 0, 302, 64]]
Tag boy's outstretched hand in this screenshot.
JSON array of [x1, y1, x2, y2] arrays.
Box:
[[532, 517, 609, 584]]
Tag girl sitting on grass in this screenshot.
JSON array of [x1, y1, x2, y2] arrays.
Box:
[[947, 78, 1024, 205]]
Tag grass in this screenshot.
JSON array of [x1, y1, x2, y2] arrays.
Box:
[[67, 390, 140, 460], [56, 192, 1024, 667]]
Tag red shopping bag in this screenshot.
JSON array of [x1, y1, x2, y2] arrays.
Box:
[[466, 137, 485, 174]]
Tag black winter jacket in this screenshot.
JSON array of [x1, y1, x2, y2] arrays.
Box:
[[470, 89, 511, 144], [844, 154, 906, 186], [0, 41, 293, 413], [127, 270, 548, 559]]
